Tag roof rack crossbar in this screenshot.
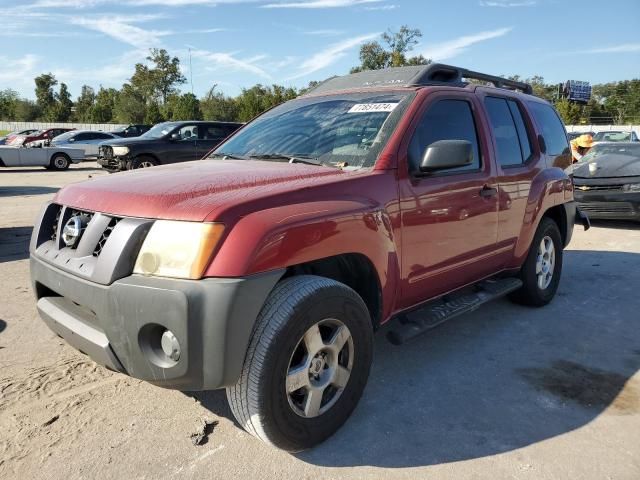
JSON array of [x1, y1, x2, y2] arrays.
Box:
[[302, 63, 534, 96], [410, 63, 533, 94]]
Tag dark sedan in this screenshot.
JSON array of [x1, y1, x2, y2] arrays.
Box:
[[573, 143, 640, 222], [97, 121, 243, 172]]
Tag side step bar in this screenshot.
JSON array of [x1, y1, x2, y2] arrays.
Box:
[[387, 277, 523, 345]]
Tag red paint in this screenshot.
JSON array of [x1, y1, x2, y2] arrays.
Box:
[[53, 84, 574, 325]]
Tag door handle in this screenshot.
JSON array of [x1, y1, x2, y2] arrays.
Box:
[[479, 185, 498, 198]]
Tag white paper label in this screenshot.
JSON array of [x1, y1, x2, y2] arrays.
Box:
[[347, 103, 398, 113]]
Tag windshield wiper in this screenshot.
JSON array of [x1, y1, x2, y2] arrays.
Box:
[[249, 153, 324, 166], [208, 152, 247, 160]]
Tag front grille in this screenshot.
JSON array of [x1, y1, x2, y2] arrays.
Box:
[[574, 184, 625, 192], [93, 217, 121, 257], [51, 206, 62, 242], [577, 201, 635, 215]]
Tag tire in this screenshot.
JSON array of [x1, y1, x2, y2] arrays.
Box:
[[130, 155, 158, 169], [226, 275, 373, 451], [49, 153, 70, 171], [509, 217, 563, 307]]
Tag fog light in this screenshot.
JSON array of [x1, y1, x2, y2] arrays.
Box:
[[161, 330, 181, 362]]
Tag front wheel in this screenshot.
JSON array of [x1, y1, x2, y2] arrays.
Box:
[[226, 275, 373, 451], [49, 153, 70, 171], [130, 156, 158, 169], [509, 217, 563, 306]]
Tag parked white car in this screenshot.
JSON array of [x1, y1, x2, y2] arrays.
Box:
[[50, 130, 119, 159], [0, 145, 84, 170]]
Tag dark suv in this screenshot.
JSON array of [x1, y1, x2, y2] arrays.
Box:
[[97, 121, 243, 171]]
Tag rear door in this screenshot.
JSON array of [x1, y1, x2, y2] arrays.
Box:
[[196, 124, 236, 158], [478, 92, 543, 257], [397, 91, 500, 308]]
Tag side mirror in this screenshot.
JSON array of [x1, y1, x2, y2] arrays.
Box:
[[170, 132, 181, 141], [419, 140, 472, 173]]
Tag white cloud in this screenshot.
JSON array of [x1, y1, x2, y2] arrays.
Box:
[[263, 0, 381, 8], [421, 27, 513, 60], [583, 43, 640, 54], [0, 54, 40, 84], [364, 3, 397, 9], [69, 17, 170, 49], [479, 0, 536, 6], [303, 29, 345, 36], [286, 32, 379, 80], [190, 49, 271, 79]]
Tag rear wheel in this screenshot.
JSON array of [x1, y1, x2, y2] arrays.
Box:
[[509, 217, 563, 306], [49, 153, 70, 171], [130, 156, 158, 169], [226, 275, 373, 451]]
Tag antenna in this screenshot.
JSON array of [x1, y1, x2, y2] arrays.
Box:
[[189, 47, 194, 95]]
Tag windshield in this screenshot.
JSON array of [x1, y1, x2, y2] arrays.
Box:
[[52, 131, 76, 142], [209, 91, 415, 169], [142, 122, 178, 139], [580, 143, 640, 162], [593, 131, 634, 142]]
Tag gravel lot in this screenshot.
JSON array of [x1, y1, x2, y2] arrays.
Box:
[[1, 163, 639, 479]]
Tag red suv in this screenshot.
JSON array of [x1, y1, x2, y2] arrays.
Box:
[[10, 127, 75, 146], [30, 64, 588, 451]]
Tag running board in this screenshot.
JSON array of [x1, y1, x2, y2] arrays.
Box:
[[386, 277, 523, 345]]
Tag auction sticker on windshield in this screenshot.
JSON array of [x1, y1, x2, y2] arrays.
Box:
[[348, 103, 398, 113]]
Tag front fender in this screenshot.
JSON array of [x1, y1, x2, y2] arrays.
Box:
[[205, 200, 400, 320], [509, 167, 570, 268]]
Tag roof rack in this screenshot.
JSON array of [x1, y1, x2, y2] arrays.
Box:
[[304, 63, 533, 96]]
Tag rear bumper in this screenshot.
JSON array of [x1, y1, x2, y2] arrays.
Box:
[[31, 255, 284, 390]]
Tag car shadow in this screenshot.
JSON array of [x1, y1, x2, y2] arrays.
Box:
[[0, 319, 6, 335], [0, 226, 32, 263], [0, 186, 59, 197], [194, 249, 640, 467], [589, 219, 640, 230]]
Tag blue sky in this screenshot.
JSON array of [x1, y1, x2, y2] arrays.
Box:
[[2, 0, 639, 99]]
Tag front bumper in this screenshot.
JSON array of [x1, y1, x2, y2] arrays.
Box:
[[97, 155, 129, 172], [574, 190, 640, 221], [31, 255, 284, 390]]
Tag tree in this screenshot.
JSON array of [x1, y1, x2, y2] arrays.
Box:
[[75, 85, 96, 122], [14, 99, 40, 121], [555, 98, 582, 124], [166, 93, 202, 121], [34, 73, 58, 121], [147, 48, 186, 104], [201, 86, 239, 121], [91, 87, 119, 123], [145, 101, 164, 124], [54, 82, 73, 121], [0, 89, 20, 120], [114, 84, 146, 123], [351, 26, 431, 73], [235, 84, 298, 122]]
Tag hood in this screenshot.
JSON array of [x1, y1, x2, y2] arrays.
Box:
[[573, 154, 640, 179], [54, 160, 349, 221], [101, 136, 160, 147]]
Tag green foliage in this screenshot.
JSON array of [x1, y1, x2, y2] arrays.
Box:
[[91, 87, 119, 123], [114, 84, 146, 124], [201, 86, 239, 121], [164, 93, 202, 121], [145, 102, 164, 124], [147, 48, 186, 104], [34, 73, 58, 121], [555, 98, 582, 124], [235, 84, 298, 122], [0, 89, 20, 120], [74, 85, 96, 122], [351, 26, 431, 73], [54, 83, 73, 122]]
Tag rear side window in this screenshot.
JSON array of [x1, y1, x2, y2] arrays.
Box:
[[484, 97, 523, 167], [527, 102, 569, 156], [408, 99, 481, 173], [507, 100, 532, 161]]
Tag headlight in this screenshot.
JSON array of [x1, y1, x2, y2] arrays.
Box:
[[133, 221, 225, 279], [112, 146, 130, 156], [623, 183, 640, 192]]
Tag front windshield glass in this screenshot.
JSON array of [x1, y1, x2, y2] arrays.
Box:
[[209, 91, 415, 169], [593, 131, 633, 142], [580, 143, 640, 162], [142, 122, 177, 139]]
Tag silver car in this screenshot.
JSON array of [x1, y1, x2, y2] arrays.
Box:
[[51, 130, 119, 159]]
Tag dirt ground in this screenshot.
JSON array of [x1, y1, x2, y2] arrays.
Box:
[[1, 163, 639, 479]]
